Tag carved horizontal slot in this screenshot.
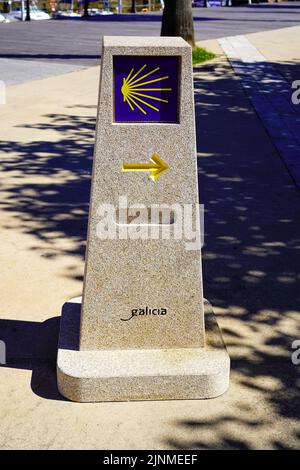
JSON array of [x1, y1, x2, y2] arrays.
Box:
[[114, 208, 175, 226]]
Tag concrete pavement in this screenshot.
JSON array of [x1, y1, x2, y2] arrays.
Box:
[[0, 57, 84, 86], [219, 26, 300, 191], [0, 27, 299, 449]]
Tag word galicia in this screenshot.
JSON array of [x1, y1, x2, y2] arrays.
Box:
[[121, 307, 167, 322]]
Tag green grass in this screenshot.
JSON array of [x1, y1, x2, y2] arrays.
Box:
[[192, 47, 216, 65]]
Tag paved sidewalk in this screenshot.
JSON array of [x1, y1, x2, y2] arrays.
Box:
[[219, 26, 300, 191], [0, 30, 299, 449], [0, 58, 84, 86]]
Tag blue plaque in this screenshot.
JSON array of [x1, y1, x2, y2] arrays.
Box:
[[114, 55, 180, 123]]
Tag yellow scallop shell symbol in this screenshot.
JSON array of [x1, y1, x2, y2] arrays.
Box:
[[121, 64, 172, 115]]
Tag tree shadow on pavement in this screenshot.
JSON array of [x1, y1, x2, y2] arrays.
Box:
[[0, 111, 96, 274], [165, 58, 300, 449], [0, 107, 95, 401], [0, 58, 300, 446]]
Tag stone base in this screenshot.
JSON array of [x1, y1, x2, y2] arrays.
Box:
[[57, 298, 230, 402]]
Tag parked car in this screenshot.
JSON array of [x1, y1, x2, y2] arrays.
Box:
[[192, 0, 227, 5], [88, 8, 113, 16], [13, 5, 50, 21], [53, 10, 81, 18], [0, 13, 9, 22]]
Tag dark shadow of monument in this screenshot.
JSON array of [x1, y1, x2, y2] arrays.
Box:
[[0, 58, 300, 445], [0, 316, 64, 400]]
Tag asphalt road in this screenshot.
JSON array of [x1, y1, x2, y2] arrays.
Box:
[[1, 5, 300, 65], [0, 4, 300, 84]]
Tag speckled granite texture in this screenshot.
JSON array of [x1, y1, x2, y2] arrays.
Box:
[[57, 298, 230, 402], [80, 36, 205, 350], [57, 37, 230, 402]]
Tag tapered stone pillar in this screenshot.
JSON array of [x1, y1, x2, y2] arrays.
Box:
[[57, 37, 230, 402]]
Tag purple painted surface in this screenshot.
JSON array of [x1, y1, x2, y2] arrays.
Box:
[[113, 55, 180, 123]]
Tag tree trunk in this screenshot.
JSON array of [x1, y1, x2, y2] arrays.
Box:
[[25, 0, 30, 20], [131, 0, 137, 13], [161, 0, 195, 47], [83, 0, 89, 17]]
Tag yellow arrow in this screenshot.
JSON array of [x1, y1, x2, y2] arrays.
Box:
[[122, 153, 169, 182]]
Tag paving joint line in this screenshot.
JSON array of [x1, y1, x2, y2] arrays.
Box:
[[218, 34, 300, 192]]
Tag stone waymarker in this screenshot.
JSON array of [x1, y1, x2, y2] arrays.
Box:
[[57, 36, 230, 402]]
